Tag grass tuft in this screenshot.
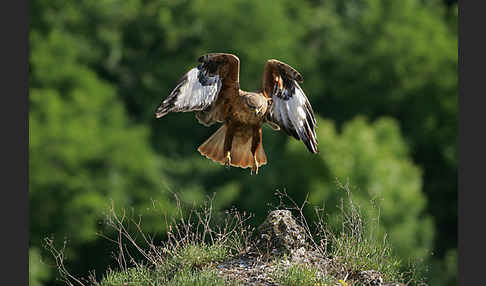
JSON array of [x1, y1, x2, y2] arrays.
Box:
[[272, 263, 336, 286], [167, 269, 241, 286], [100, 266, 154, 286], [331, 233, 402, 281], [172, 243, 228, 269]]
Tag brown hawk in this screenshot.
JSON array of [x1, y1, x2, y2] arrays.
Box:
[[155, 53, 318, 174]]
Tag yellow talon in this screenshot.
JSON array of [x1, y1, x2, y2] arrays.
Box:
[[251, 155, 259, 175], [225, 152, 231, 168]]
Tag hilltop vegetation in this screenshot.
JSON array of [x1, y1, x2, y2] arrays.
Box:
[[47, 189, 425, 286]]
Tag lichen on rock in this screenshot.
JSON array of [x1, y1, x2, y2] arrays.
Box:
[[256, 210, 308, 255]]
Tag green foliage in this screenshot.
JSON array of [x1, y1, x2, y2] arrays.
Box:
[[29, 27, 173, 246], [428, 248, 458, 285], [29, 4, 177, 280], [29, 247, 50, 286], [305, 0, 457, 264], [314, 117, 434, 261]]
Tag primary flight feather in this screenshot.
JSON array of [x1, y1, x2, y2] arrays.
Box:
[[155, 53, 318, 174]]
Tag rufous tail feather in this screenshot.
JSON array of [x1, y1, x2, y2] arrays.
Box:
[[197, 125, 267, 170]]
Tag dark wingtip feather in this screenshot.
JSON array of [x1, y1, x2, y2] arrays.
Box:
[[300, 123, 318, 154], [154, 111, 166, 118], [302, 135, 318, 154], [198, 55, 207, 63], [154, 96, 174, 119], [154, 72, 189, 119], [155, 104, 169, 118], [305, 141, 318, 154], [295, 73, 304, 83]]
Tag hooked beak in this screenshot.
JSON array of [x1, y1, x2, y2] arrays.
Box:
[[255, 107, 261, 116]]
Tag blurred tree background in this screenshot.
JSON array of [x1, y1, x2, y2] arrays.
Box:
[[29, 0, 457, 285]]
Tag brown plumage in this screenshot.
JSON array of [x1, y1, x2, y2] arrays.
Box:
[[155, 53, 318, 174]]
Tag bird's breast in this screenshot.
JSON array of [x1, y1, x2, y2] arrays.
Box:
[[230, 95, 264, 125]]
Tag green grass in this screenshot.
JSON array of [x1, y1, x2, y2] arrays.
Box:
[[272, 263, 336, 286], [171, 243, 229, 268], [158, 243, 229, 281], [331, 234, 402, 282], [167, 269, 241, 286], [100, 266, 155, 286], [100, 267, 240, 286], [100, 243, 231, 286]]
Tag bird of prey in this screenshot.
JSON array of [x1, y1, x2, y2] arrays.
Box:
[[155, 53, 318, 174]]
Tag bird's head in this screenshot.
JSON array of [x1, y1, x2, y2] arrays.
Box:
[[245, 93, 268, 116]]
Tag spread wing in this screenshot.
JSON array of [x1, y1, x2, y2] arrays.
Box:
[[262, 59, 318, 154], [155, 53, 239, 120]]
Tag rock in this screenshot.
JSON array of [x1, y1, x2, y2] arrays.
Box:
[[256, 210, 308, 255], [353, 270, 384, 286]]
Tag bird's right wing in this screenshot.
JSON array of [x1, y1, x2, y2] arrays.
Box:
[[261, 59, 318, 154], [155, 53, 240, 120]]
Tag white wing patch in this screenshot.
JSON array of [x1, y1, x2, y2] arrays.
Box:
[[173, 68, 221, 110], [155, 67, 222, 118], [274, 85, 305, 134], [269, 81, 318, 153]]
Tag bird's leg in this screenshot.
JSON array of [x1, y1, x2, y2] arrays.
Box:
[[250, 127, 262, 175], [225, 151, 231, 168], [223, 125, 235, 169], [250, 155, 259, 175]]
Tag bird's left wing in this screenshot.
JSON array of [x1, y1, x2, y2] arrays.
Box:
[[262, 59, 318, 154], [155, 53, 239, 118]]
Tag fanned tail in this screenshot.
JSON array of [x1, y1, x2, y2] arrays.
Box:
[[197, 125, 267, 169], [197, 125, 228, 164]]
